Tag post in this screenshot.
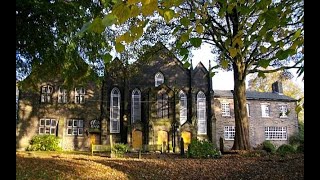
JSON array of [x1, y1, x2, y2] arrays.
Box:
[[219, 137, 224, 154], [180, 137, 184, 156]]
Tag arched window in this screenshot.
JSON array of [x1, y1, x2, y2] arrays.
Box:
[[157, 92, 168, 118], [131, 89, 141, 123], [197, 91, 206, 134], [155, 72, 164, 87], [179, 90, 187, 125], [110, 88, 120, 133]]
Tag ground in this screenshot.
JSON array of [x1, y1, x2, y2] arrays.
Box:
[[16, 151, 304, 180]]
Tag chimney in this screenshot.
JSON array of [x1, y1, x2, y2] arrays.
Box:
[[272, 81, 283, 94]]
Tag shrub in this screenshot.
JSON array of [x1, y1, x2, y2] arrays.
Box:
[[277, 144, 295, 156], [187, 139, 221, 159], [289, 122, 304, 149], [296, 144, 304, 153], [262, 141, 276, 153], [26, 135, 61, 151], [112, 143, 129, 157]]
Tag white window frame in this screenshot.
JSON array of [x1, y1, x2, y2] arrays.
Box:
[[265, 127, 287, 140], [224, 126, 235, 140], [39, 118, 57, 135], [155, 72, 164, 87], [75, 87, 85, 104], [179, 91, 187, 125], [279, 104, 288, 118], [246, 103, 250, 117], [40, 85, 53, 103], [221, 102, 231, 117], [67, 119, 84, 136], [261, 104, 270, 117], [58, 87, 68, 103], [110, 88, 120, 133], [131, 89, 141, 123], [157, 92, 169, 118], [197, 91, 207, 134]]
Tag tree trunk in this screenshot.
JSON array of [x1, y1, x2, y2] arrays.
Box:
[[231, 60, 251, 150]]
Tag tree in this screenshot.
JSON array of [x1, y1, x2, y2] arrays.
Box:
[[16, 0, 115, 89], [88, 0, 303, 150], [247, 71, 304, 123]]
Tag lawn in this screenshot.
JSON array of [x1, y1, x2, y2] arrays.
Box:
[[16, 151, 304, 180]]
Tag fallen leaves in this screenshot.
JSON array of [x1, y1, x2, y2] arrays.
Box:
[[16, 152, 304, 180]]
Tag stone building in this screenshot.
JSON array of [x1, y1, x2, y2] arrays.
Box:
[[16, 43, 299, 151]]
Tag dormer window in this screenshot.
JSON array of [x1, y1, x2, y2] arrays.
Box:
[[41, 85, 53, 103], [155, 72, 164, 87], [58, 87, 68, 103]]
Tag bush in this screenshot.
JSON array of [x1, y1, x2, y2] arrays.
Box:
[[289, 122, 304, 149], [26, 135, 61, 151], [112, 143, 129, 157], [187, 139, 221, 159], [296, 144, 304, 153], [262, 141, 276, 153], [277, 144, 295, 156]]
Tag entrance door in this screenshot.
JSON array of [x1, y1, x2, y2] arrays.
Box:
[[181, 131, 191, 150], [132, 130, 143, 150]]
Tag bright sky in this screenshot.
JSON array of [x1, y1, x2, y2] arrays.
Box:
[[191, 44, 304, 91]]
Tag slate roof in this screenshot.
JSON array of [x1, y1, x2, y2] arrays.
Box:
[[213, 90, 296, 101]]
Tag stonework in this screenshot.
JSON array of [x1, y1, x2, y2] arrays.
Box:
[[16, 43, 299, 151]]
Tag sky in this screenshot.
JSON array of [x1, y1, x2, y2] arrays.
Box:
[[191, 44, 304, 91]]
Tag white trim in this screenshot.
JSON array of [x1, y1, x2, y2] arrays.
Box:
[[224, 126, 235, 140], [110, 88, 120, 133], [221, 102, 231, 117], [131, 89, 141, 123], [197, 91, 207, 134], [265, 126, 287, 140], [179, 90, 187, 125]]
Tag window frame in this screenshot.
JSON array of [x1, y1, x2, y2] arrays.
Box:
[[66, 119, 84, 136], [179, 90, 187, 125], [110, 88, 120, 133], [155, 72, 164, 87], [58, 87, 68, 103], [157, 92, 169, 118], [131, 89, 141, 123], [39, 118, 57, 135], [224, 126, 235, 140], [40, 85, 53, 103], [261, 104, 270, 117], [75, 87, 85, 104], [265, 126, 287, 140], [221, 102, 231, 117], [197, 91, 207, 134], [279, 104, 288, 118]]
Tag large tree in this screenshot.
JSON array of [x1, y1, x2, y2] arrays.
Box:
[[16, 0, 116, 89], [88, 0, 304, 150]]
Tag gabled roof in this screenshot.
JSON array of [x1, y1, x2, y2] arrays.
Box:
[[213, 90, 297, 102], [193, 61, 208, 73]]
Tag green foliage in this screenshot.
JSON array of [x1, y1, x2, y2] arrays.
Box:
[[296, 144, 304, 153], [262, 141, 276, 153], [26, 135, 62, 151], [112, 143, 129, 157], [289, 122, 304, 150], [277, 144, 295, 156], [187, 139, 221, 159]]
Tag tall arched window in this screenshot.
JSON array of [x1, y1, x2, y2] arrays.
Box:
[[131, 89, 141, 123], [197, 91, 206, 134], [110, 88, 120, 133], [179, 90, 187, 125], [157, 92, 168, 118], [155, 72, 164, 87]]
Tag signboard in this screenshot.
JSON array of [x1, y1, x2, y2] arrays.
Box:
[[89, 119, 100, 133]]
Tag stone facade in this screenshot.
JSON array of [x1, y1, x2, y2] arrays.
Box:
[[16, 43, 299, 151]]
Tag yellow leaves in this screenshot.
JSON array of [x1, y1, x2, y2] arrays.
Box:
[[196, 25, 204, 33], [228, 48, 237, 58], [115, 42, 125, 52], [113, 2, 131, 24], [164, 10, 175, 22], [141, 0, 157, 16]]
